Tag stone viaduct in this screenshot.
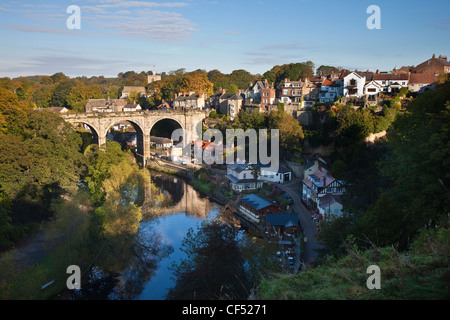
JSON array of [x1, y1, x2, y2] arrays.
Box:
[[61, 110, 207, 165]]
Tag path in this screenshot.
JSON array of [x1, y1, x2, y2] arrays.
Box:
[[277, 178, 323, 267]]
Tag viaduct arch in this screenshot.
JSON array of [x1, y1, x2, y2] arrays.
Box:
[[61, 110, 207, 165]]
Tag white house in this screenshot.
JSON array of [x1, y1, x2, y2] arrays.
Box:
[[258, 164, 292, 184], [225, 163, 263, 191], [364, 80, 383, 96], [123, 103, 142, 112], [343, 72, 366, 98], [318, 194, 343, 218], [364, 80, 383, 102], [373, 73, 409, 93]]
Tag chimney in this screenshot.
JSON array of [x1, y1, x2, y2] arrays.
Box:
[[432, 53, 436, 59], [376, 69, 379, 74]]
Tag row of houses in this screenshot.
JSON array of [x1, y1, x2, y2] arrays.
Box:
[[84, 54, 448, 118], [85, 97, 142, 113]]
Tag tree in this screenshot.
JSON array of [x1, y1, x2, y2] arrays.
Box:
[[66, 83, 104, 112], [269, 110, 305, 159], [51, 80, 76, 107], [0, 88, 30, 135], [229, 69, 256, 90], [31, 84, 55, 108], [166, 220, 249, 300], [251, 165, 261, 180], [264, 62, 315, 87], [316, 65, 341, 75]]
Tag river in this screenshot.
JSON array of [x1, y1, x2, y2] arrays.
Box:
[[69, 172, 225, 300]]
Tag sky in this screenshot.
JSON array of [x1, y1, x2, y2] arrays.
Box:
[[0, 0, 450, 78]]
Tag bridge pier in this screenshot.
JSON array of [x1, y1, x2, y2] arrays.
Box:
[[98, 135, 107, 148]]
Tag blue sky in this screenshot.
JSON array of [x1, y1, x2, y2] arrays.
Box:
[[0, 0, 449, 78]]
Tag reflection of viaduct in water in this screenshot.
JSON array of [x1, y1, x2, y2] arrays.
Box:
[[142, 177, 212, 217]]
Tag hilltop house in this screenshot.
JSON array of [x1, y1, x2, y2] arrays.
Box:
[[218, 92, 243, 121], [408, 73, 438, 93], [413, 54, 450, 75], [276, 78, 304, 105], [238, 194, 281, 223], [372, 72, 409, 94], [173, 92, 206, 110], [244, 80, 265, 104], [343, 72, 366, 98]]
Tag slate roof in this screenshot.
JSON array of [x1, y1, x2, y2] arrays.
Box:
[[319, 194, 342, 209], [228, 163, 251, 173], [266, 213, 298, 227], [220, 93, 243, 100], [240, 194, 273, 211], [258, 162, 291, 174]]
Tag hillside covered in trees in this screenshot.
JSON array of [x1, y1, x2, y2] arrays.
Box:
[[258, 79, 450, 300]]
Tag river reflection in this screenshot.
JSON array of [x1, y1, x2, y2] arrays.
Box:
[[75, 172, 220, 300]]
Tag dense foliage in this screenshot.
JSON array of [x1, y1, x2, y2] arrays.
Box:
[[259, 218, 449, 299]]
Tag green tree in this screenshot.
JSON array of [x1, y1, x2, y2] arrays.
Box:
[[67, 83, 104, 112], [166, 219, 249, 300], [51, 80, 76, 108]]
